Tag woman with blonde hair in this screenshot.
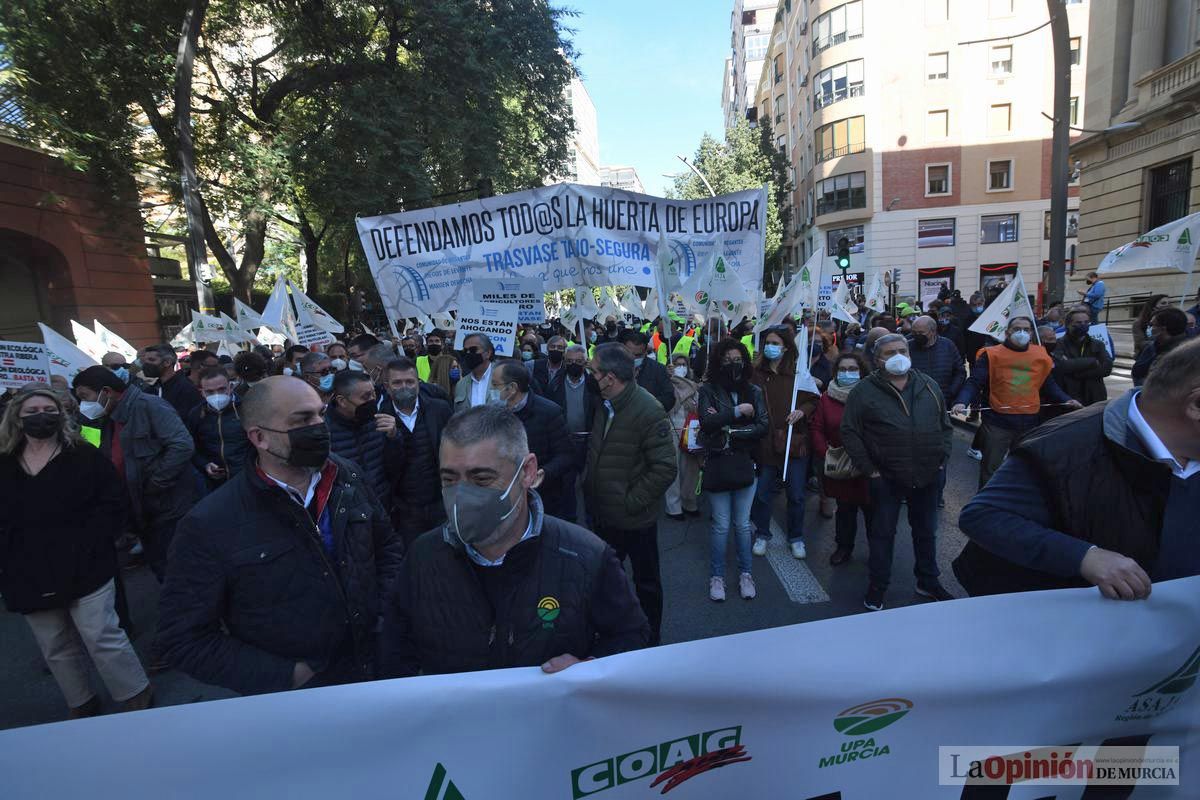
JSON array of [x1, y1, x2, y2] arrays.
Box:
[[0, 385, 152, 718]]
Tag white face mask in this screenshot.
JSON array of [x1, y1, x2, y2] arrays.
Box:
[[79, 399, 107, 420], [672, 365, 688, 378], [282, 367, 294, 377], [205, 393, 231, 412], [1009, 330, 1032, 347], [883, 353, 912, 376], [330, 358, 347, 371], [347, 359, 364, 372]]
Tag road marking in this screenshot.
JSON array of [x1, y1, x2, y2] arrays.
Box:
[[764, 519, 830, 604]]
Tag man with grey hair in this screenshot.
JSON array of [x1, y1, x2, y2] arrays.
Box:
[[139, 343, 202, 418], [583, 343, 677, 644], [298, 351, 336, 401], [957, 337, 1200, 598], [533, 335, 569, 392], [379, 405, 650, 677], [841, 333, 954, 611], [453, 332, 497, 412]]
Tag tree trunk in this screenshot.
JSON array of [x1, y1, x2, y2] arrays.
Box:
[[174, 0, 214, 313], [296, 208, 322, 294]]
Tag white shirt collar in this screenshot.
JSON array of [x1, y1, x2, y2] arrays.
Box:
[[466, 516, 535, 567], [1128, 392, 1200, 479], [263, 469, 322, 507], [469, 363, 494, 407], [397, 395, 420, 431]]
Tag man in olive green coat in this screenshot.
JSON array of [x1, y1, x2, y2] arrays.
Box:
[[584, 343, 677, 644]]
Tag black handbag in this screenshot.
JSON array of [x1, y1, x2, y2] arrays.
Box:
[[701, 441, 755, 492]]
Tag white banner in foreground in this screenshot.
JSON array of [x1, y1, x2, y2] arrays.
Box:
[[355, 183, 767, 329], [3, 578, 1198, 799]]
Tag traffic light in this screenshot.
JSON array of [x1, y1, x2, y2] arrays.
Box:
[[836, 237, 851, 272]]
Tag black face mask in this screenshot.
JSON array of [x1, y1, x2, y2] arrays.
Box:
[[352, 399, 376, 426], [565, 363, 585, 380], [21, 412, 62, 440], [914, 333, 932, 347], [264, 423, 330, 469], [1068, 323, 1089, 339], [720, 362, 744, 385], [141, 363, 163, 379], [403, 348, 417, 360], [426, 344, 443, 356], [605, 322, 616, 333], [548, 350, 564, 365], [461, 351, 484, 372]]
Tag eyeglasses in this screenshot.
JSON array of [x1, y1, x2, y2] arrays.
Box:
[[313, 367, 337, 376]]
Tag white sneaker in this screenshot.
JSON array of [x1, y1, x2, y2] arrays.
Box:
[[790, 540, 807, 559], [966, 447, 982, 461], [752, 537, 768, 556], [739, 573, 757, 600], [709, 576, 726, 602]]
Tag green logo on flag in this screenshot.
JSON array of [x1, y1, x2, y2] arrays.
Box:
[[1179, 228, 1192, 246], [715, 257, 727, 274], [832, 698, 913, 736], [1118, 644, 1200, 722], [425, 763, 467, 800]]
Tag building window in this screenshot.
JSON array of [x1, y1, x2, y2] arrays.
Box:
[[776, 133, 787, 150], [988, 103, 1012, 135], [926, 163, 952, 196], [1069, 37, 1081, 66], [987, 158, 1013, 191], [745, 34, 770, 61], [826, 225, 865, 255], [812, 1, 864, 57], [918, 218, 956, 248], [775, 94, 786, 124], [989, 0, 1013, 16], [742, 9, 757, 25], [1146, 158, 1193, 230], [981, 213, 1019, 243], [774, 55, 784, 84], [1069, 96, 1079, 126], [815, 116, 866, 162], [1044, 210, 1080, 240], [813, 59, 865, 109], [927, 51, 949, 80], [815, 171, 867, 215], [990, 45, 1012, 76], [926, 109, 949, 140]]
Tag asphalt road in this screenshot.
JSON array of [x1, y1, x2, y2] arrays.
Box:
[[2, 372, 1133, 730]]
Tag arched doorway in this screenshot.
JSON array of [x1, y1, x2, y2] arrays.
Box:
[[0, 230, 64, 342]]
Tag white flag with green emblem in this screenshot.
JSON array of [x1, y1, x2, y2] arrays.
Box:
[[1098, 211, 1200, 274]]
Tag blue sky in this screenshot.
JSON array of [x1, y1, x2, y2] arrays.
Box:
[[566, 0, 732, 196]]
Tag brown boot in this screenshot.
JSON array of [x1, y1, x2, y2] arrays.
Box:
[[67, 696, 102, 720], [123, 684, 155, 712]]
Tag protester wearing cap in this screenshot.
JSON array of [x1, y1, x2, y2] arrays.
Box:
[[158, 376, 403, 694], [138, 343, 203, 419], [186, 366, 249, 493]]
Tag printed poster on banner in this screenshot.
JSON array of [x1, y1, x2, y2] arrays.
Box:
[[2, 577, 1197, 799], [463, 276, 545, 324], [355, 183, 766, 334], [0, 341, 51, 389], [453, 302, 519, 356]]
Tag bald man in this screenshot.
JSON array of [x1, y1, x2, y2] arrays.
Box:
[[906, 315, 965, 405], [158, 376, 403, 695]]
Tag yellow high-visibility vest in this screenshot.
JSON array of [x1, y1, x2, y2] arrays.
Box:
[[416, 354, 431, 382]]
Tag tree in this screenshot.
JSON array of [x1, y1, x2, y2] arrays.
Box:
[[667, 120, 792, 281], [0, 0, 577, 302]]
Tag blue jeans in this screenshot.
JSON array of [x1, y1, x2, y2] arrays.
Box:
[[867, 477, 940, 590], [709, 479, 757, 578], [750, 459, 809, 542]]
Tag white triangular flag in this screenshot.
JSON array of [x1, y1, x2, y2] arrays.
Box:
[[969, 272, 1037, 342], [39, 323, 99, 380], [755, 249, 821, 332], [92, 321, 137, 360], [216, 340, 234, 358], [256, 327, 286, 346], [574, 286, 601, 322], [617, 288, 644, 322], [287, 280, 344, 334], [71, 320, 107, 361], [261, 276, 300, 343], [865, 272, 887, 314], [793, 323, 821, 396], [831, 279, 859, 324], [220, 312, 257, 345], [1098, 211, 1200, 274], [170, 323, 195, 350], [651, 233, 675, 323], [234, 298, 266, 331], [190, 310, 229, 343]]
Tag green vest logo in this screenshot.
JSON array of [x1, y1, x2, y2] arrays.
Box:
[[424, 763, 466, 800], [537, 596, 560, 630], [819, 698, 913, 769], [1116, 644, 1200, 722]]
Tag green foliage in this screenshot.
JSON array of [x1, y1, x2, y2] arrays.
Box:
[[667, 119, 793, 275]]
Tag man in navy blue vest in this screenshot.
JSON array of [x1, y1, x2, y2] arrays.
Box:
[[956, 337, 1200, 599]]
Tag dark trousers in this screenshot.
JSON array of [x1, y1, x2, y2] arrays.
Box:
[[834, 501, 874, 551], [142, 515, 183, 582], [978, 423, 1025, 489], [867, 478, 940, 591], [594, 523, 662, 645]]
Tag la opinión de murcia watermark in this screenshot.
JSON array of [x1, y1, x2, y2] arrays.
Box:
[[938, 746, 1179, 786]]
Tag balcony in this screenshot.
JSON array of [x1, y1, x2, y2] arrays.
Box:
[[815, 140, 866, 164], [812, 28, 863, 58], [1148, 49, 1200, 100]]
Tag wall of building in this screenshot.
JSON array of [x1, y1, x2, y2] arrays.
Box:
[[568, 76, 602, 185]]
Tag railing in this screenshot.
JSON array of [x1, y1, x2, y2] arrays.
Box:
[[1149, 50, 1200, 98], [815, 141, 866, 163], [813, 83, 864, 110], [812, 29, 863, 57]]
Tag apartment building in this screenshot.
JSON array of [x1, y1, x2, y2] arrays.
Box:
[[723, 0, 780, 131], [567, 75, 602, 186], [599, 165, 646, 194], [1071, 0, 1200, 309], [747, 0, 1090, 307]]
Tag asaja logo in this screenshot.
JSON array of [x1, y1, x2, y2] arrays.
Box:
[[1179, 228, 1193, 246], [833, 698, 913, 736], [1116, 644, 1200, 722], [424, 763, 466, 800], [537, 596, 560, 630], [819, 698, 913, 769]]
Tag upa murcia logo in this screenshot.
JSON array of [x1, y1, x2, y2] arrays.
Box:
[[819, 698, 913, 769], [424, 763, 466, 800], [1116, 645, 1200, 722], [570, 726, 748, 798], [536, 596, 560, 630]]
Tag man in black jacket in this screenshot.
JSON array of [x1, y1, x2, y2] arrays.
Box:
[[326, 370, 402, 510], [620, 330, 675, 412], [1051, 306, 1113, 407], [187, 367, 250, 493], [841, 334, 954, 611], [548, 344, 599, 523], [379, 405, 650, 678], [532, 335, 568, 393], [491, 360, 574, 518], [139, 344, 202, 419], [158, 376, 403, 694], [378, 357, 453, 545]]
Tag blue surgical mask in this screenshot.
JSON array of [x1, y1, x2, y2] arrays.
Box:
[[973, 306, 984, 314], [318, 373, 335, 392], [836, 371, 860, 387], [449, 367, 461, 380], [521, 350, 534, 361], [111, 366, 129, 384], [633, 356, 645, 369], [763, 343, 783, 361]]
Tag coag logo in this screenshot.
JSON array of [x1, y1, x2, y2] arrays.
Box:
[[537, 596, 560, 630], [1117, 645, 1200, 722], [833, 698, 913, 736], [571, 726, 748, 798]]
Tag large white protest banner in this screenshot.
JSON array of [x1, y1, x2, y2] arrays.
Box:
[[453, 302, 519, 356], [356, 183, 767, 333], [38, 323, 98, 380], [3, 577, 1197, 799], [969, 272, 1036, 342], [463, 276, 545, 324], [0, 341, 51, 389], [1097, 211, 1200, 275]]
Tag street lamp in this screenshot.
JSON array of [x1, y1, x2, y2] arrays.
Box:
[[676, 154, 717, 198]]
